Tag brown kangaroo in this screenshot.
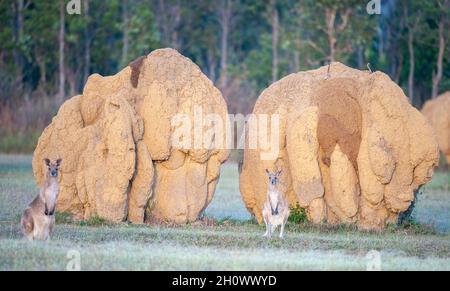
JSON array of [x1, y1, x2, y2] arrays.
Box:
[[21, 158, 61, 241], [262, 169, 290, 239]]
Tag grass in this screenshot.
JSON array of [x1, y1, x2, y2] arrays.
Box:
[[0, 154, 449, 270], [0, 132, 40, 154]]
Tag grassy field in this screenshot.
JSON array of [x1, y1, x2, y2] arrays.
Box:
[[0, 154, 449, 271]]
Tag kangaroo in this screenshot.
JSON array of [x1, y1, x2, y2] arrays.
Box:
[[262, 169, 290, 239], [21, 158, 61, 241]]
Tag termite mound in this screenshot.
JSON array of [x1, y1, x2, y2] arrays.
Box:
[[239, 62, 439, 230], [33, 48, 229, 224], [422, 92, 450, 165]]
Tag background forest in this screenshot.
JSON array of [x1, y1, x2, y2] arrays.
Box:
[[0, 0, 449, 152]]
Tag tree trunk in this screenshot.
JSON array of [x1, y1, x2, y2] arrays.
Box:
[[432, 13, 445, 99], [395, 53, 403, 84], [219, 0, 231, 91], [17, 0, 24, 40], [357, 46, 364, 69], [207, 48, 216, 83], [67, 68, 77, 97], [293, 50, 300, 72], [36, 52, 47, 92], [325, 8, 337, 62], [171, 1, 181, 50], [377, 25, 384, 60], [158, 0, 169, 46], [157, 0, 181, 50], [83, 0, 91, 84], [403, 1, 421, 104], [121, 0, 130, 67], [12, 0, 25, 91], [391, 4, 406, 84], [58, 0, 66, 104], [271, 0, 279, 83], [407, 28, 414, 104], [293, 37, 301, 72]]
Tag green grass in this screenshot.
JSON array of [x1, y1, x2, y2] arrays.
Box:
[[0, 154, 449, 270]]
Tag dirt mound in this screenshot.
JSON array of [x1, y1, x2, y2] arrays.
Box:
[[422, 92, 450, 164], [33, 48, 229, 224], [239, 63, 439, 230]]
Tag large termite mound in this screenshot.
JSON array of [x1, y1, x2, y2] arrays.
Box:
[[33, 48, 229, 224], [239, 63, 439, 230], [422, 92, 450, 165]]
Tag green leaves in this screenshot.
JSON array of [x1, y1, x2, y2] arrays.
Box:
[[0, 0, 448, 112]]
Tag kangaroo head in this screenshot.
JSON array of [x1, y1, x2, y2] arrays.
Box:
[[265, 169, 282, 186], [44, 158, 62, 178]]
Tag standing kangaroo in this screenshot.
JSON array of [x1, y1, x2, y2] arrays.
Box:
[[21, 158, 61, 241], [262, 169, 290, 239]]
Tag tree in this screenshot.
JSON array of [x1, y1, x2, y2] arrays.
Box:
[[432, 0, 449, 98], [11, 0, 31, 93], [156, 0, 181, 50], [121, 0, 130, 67], [270, 0, 279, 82], [0, 0, 448, 119], [58, 0, 65, 103], [403, 0, 422, 103], [25, 0, 58, 94], [218, 0, 233, 91], [288, 0, 305, 72], [301, 0, 363, 65], [83, 0, 91, 84]]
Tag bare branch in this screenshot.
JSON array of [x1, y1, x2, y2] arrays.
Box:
[[337, 8, 352, 32], [306, 40, 326, 57]]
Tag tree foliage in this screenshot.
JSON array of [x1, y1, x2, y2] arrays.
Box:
[[0, 0, 448, 117]]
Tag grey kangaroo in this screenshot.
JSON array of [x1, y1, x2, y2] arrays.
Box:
[[262, 169, 290, 239], [21, 158, 61, 241]]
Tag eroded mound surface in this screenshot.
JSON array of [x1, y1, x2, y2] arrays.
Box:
[[33, 48, 229, 224], [422, 92, 450, 165], [239, 63, 439, 230]]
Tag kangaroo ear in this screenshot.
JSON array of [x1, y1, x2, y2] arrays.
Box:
[[56, 159, 62, 167], [277, 170, 282, 176], [265, 169, 270, 175], [44, 159, 50, 166]]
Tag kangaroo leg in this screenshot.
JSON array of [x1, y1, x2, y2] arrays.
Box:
[[279, 222, 285, 239], [263, 221, 269, 237], [280, 210, 289, 239], [48, 216, 55, 240], [271, 224, 278, 237], [44, 225, 50, 241], [262, 209, 269, 237], [267, 223, 273, 239], [21, 210, 34, 241]]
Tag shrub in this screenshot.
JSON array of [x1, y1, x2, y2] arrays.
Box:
[[288, 203, 308, 224]]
